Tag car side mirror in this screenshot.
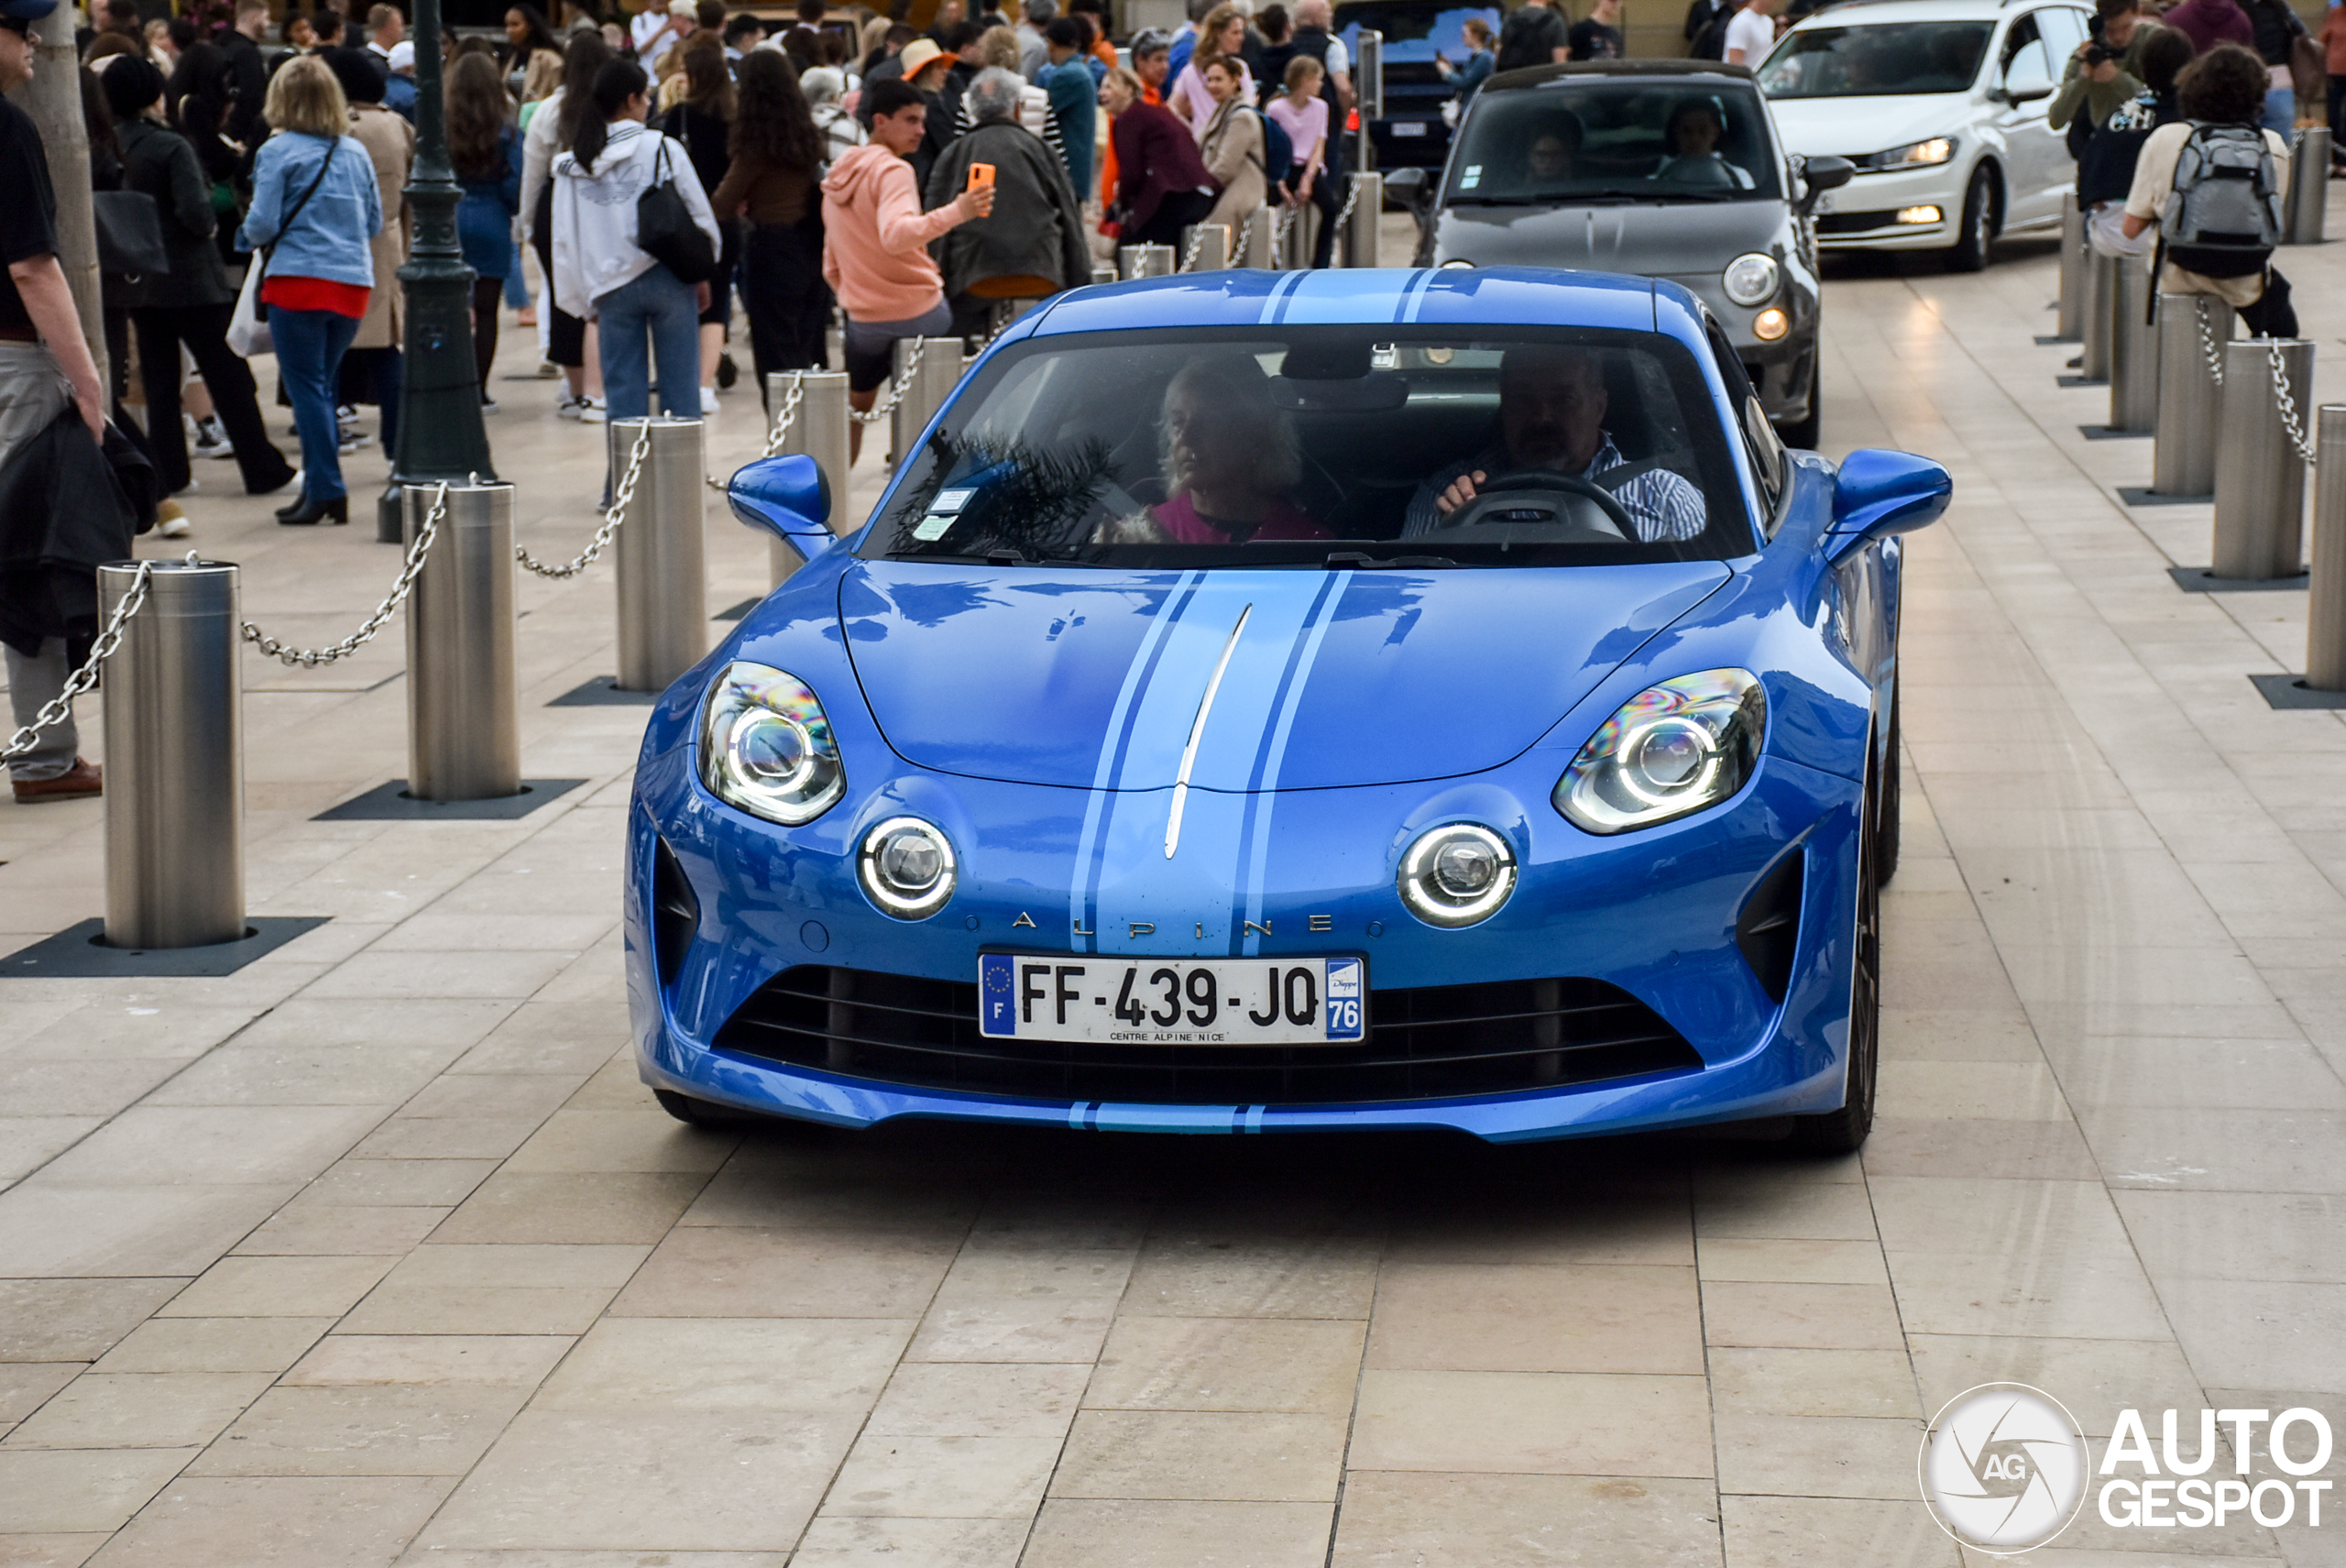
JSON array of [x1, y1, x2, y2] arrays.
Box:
[[1824, 448, 1951, 563], [727, 454, 835, 572], [1383, 165, 1431, 212], [1795, 153, 1854, 214]]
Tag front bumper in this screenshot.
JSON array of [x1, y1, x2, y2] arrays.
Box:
[[1811, 163, 1964, 251], [627, 736, 1867, 1143]]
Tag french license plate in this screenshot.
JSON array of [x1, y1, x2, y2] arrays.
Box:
[[978, 954, 1365, 1046], [1388, 120, 1430, 137]]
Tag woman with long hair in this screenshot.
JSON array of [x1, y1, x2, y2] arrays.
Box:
[[448, 50, 523, 402], [521, 27, 611, 417], [656, 32, 736, 411], [1168, 3, 1254, 133], [503, 4, 565, 103], [715, 48, 828, 403], [236, 55, 383, 524]]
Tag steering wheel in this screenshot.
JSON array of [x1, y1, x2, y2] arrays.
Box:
[[1438, 469, 1638, 539]]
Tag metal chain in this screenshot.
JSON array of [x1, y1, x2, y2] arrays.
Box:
[[1177, 224, 1209, 272], [2196, 297, 2226, 389], [0, 560, 153, 762], [1332, 177, 1363, 265], [703, 377, 809, 492], [1232, 207, 1256, 261], [2269, 339, 2319, 465], [1275, 203, 1298, 268], [241, 485, 448, 667], [519, 426, 649, 579], [849, 336, 928, 425]]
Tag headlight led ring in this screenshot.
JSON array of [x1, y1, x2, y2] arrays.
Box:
[[1723, 251, 1781, 308], [859, 816, 958, 920], [1398, 823, 1518, 928], [696, 662, 846, 826], [1556, 669, 1767, 835]]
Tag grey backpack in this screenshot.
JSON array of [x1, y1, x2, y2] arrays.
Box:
[[2161, 122, 2283, 278]]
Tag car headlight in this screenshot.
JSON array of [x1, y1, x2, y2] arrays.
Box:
[[697, 662, 846, 826], [1723, 252, 1781, 307], [1867, 136, 1956, 170], [1439, 258, 1475, 269], [859, 817, 957, 919], [1397, 823, 1517, 928], [1555, 670, 1766, 834]]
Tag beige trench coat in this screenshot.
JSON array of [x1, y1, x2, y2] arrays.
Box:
[[345, 102, 414, 351]]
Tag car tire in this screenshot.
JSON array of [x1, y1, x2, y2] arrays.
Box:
[[1945, 165, 1998, 273], [652, 1088, 736, 1127], [1791, 748, 1881, 1156], [1778, 357, 1823, 450], [1874, 674, 1902, 887]]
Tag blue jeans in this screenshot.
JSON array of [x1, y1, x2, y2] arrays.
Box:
[[2264, 84, 2294, 137], [596, 262, 701, 422], [270, 305, 359, 501], [502, 264, 530, 311]]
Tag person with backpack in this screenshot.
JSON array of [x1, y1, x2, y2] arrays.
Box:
[[2077, 24, 2192, 255], [1496, 0, 1569, 71], [2121, 42, 2297, 337], [1690, 0, 1738, 60], [1196, 56, 1267, 237]]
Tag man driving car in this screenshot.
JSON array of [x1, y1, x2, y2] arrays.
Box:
[[1402, 345, 1709, 542]]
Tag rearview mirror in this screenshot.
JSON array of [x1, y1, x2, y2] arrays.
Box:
[[1794, 154, 1855, 215], [727, 455, 835, 573], [1824, 448, 1951, 563], [1383, 165, 1431, 210]]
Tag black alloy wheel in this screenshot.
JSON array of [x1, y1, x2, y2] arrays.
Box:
[[1945, 165, 1998, 273], [1792, 748, 1882, 1154], [1875, 673, 1902, 886]]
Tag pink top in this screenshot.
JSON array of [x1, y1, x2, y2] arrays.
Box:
[[818, 144, 963, 322], [1149, 492, 1329, 543], [1169, 60, 1256, 135], [1266, 95, 1329, 170]]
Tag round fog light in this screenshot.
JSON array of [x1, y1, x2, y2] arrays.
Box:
[[1398, 823, 1517, 928], [859, 817, 958, 919], [1753, 307, 1791, 342]]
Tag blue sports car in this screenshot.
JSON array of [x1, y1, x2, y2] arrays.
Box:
[[626, 266, 1950, 1151]]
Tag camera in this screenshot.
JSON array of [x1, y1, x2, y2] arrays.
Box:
[[2083, 40, 2121, 64]]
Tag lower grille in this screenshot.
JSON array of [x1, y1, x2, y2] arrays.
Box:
[[713, 966, 1702, 1105], [1816, 209, 1922, 236], [652, 838, 698, 989]]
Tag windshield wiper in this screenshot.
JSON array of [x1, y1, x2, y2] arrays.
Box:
[[1325, 551, 1459, 570]]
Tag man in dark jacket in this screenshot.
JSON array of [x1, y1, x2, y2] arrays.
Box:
[[220, 0, 272, 170], [925, 67, 1089, 338], [1496, 0, 1569, 71]]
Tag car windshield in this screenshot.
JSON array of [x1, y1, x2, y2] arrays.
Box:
[[861, 326, 1756, 570], [1758, 22, 1993, 97], [1445, 81, 1782, 204], [1336, 1, 1499, 61]]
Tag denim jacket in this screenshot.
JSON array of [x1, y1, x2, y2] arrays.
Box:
[[236, 130, 383, 287]]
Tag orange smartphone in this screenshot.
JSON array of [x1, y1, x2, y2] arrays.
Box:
[[967, 162, 996, 192]]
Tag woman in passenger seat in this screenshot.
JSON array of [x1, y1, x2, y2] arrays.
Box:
[[1109, 354, 1332, 544]]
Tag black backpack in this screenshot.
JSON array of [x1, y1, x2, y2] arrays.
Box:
[[1496, 5, 1563, 71], [1690, 5, 1733, 60]]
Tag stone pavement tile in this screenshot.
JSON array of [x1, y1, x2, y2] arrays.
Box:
[[1701, 1281, 1907, 1351], [2158, 1277, 2346, 1394], [285, 1336, 574, 1387], [91, 1319, 332, 1376], [1721, 1495, 1959, 1568], [609, 1227, 954, 1320], [232, 1207, 450, 1256], [864, 1362, 1091, 1439], [821, 1432, 1061, 1518], [1382, 1191, 1694, 1266], [1048, 1410, 1345, 1502], [958, 1192, 1154, 1255], [1025, 1499, 1332, 1568], [224, 999, 517, 1056], [0, 1120, 101, 1181], [31, 1106, 386, 1190], [142, 1045, 467, 1109], [1869, 1175, 2136, 1259], [1876, 1061, 2073, 1122], [371, 914, 617, 952], [1347, 1371, 1714, 1478], [301, 949, 581, 1003], [1706, 1346, 1921, 1420], [426, 1170, 709, 1245], [1696, 1238, 1892, 1286], [1119, 1234, 1379, 1320], [185, 1383, 535, 1475], [1859, 1117, 2100, 1180], [532, 1318, 910, 1412], [0, 1183, 299, 1278], [2115, 1190, 2346, 1285], [2047, 1036, 2346, 1112], [499, 1110, 737, 1174], [158, 1255, 398, 1318], [1693, 1173, 1880, 1241], [445, 1000, 631, 1079], [1365, 1262, 1703, 1375], [413, 1409, 859, 1552], [1330, 1472, 1722, 1568], [0, 1061, 180, 1121], [82, 1474, 455, 1567], [0, 1365, 78, 1427], [1905, 1335, 2205, 1437], [788, 1516, 1025, 1568], [1959, 1554, 2284, 1568], [0, 1534, 107, 1566], [388, 1556, 788, 1568], [2, 1374, 272, 1451], [1878, 1009, 2047, 1063], [5, 1004, 265, 1064], [288, 1158, 500, 1209], [396, 1072, 584, 1123], [347, 1116, 551, 1162], [0, 1447, 196, 1533], [906, 1250, 1137, 1365], [2079, 1107, 2346, 1193], [1884, 1249, 2172, 1341], [676, 1166, 985, 1233], [341, 1245, 649, 1337], [1087, 1317, 1365, 1414], [1713, 1412, 1927, 1499], [0, 1280, 185, 1362]]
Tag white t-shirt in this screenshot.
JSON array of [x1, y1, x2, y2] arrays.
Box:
[[1723, 8, 1774, 65], [1326, 35, 1350, 77]]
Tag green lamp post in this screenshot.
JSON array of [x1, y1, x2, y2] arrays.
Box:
[[376, 0, 496, 542]]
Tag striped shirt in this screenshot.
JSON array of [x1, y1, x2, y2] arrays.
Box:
[[1401, 436, 1710, 543]]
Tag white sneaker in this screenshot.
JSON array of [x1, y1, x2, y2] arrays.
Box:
[[580, 395, 608, 424], [155, 500, 191, 538], [555, 390, 585, 420], [192, 416, 232, 458], [699, 386, 719, 415]]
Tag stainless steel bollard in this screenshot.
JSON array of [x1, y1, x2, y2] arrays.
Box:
[[1091, 263, 1116, 286], [2152, 292, 2233, 497], [891, 337, 962, 474], [765, 369, 854, 582], [2288, 126, 2330, 245], [1342, 173, 1383, 266], [405, 480, 519, 801], [2108, 256, 2159, 433], [1179, 224, 1231, 271], [1242, 205, 1279, 269], [2079, 247, 2116, 382], [99, 557, 243, 949], [2212, 337, 2314, 581], [2056, 192, 2085, 341], [1119, 244, 1175, 279], [2308, 406, 2346, 688], [610, 416, 707, 692]]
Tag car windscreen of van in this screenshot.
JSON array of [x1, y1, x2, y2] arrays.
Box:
[[1447, 81, 1781, 204], [1757, 22, 1994, 97]]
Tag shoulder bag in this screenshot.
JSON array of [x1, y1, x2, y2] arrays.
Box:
[[635, 138, 720, 284], [226, 138, 338, 356]]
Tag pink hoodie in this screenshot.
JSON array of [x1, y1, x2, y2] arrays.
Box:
[[821, 144, 963, 323]]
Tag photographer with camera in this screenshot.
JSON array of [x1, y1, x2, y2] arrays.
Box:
[[2051, 0, 2165, 133]]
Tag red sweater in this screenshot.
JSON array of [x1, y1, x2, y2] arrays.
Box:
[[1112, 100, 1214, 233]]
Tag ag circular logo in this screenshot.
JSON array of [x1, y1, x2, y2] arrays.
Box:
[[1919, 1383, 2089, 1553]]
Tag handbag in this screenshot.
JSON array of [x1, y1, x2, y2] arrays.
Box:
[[226, 140, 339, 356], [93, 190, 169, 278], [635, 139, 719, 284]]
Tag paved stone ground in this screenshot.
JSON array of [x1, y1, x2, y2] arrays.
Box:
[[5, 218, 2346, 1566]]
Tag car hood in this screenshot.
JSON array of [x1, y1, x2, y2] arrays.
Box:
[[839, 560, 1732, 792], [1431, 199, 1789, 279], [1763, 94, 1971, 159]]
